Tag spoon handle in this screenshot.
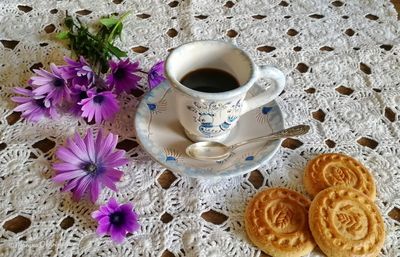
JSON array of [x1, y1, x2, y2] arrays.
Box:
[[229, 125, 310, 150]]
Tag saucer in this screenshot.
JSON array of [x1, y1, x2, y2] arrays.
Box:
[[134, 81, 284, 178]]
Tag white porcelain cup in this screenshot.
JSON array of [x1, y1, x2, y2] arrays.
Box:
[[165, 40, 285, 142]]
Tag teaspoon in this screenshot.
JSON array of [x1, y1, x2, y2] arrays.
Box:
[[185, 125, 310, 161]]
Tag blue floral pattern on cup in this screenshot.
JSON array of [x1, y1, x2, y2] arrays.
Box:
[[186, 100, 242, 137]]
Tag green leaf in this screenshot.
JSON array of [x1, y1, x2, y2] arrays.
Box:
[[100, 17, 119, 29], [59, 12, 131, 74], [56, 31, 69, 40], [65, 16, 74, 29], [108, 23, 123, 42], [106, 43, 127, 58], [115, 23, 123, 36]]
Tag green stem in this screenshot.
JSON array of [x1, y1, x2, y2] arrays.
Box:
[[108, 11, 131, 42], [61, 12, 129, 76]]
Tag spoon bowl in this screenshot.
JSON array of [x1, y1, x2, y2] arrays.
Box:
[[186, 125, 310, 161], [186, 141, 231, 161]]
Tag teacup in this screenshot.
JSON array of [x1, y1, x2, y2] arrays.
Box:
[[165, 40, 285, 142]]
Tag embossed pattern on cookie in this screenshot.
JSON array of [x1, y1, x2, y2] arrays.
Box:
[[309, 186, 385, 257], [304, 153, 376, 199], [245, 188, 315, 257]]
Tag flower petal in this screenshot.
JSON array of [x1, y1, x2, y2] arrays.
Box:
[[49, 107, 59, 119], [110, 226, 126, 244], [66, 137, 90, 160], [71, 175, 92, 201], [107, 198, 119, 210], [125, 220, 140, 233], [81, 101, 96, 122], [103, 151, 128, 167], [11, 96, 31, 103], [53, 162, 80, 172], [119, 204, 137, 223], [33, 68, 54, 78], [31, 77, 53, 86], [62, 176, 83, 192], [14, 102, 35, 112], [84, 129, 96, 163], [92, 210, 106, 220], [32, 84, 53, 94], [105, 169, 123, 180], [97, 132, 117, 159], [89, 180, 101, 203], [94, 107, 103, 124], [95, 129, 104, 152], [13, 87, 32, 95], [73, 132, 88, 154], [99, 175, 118, 191], [56, 147, 85, 165], [96, 222, 111, 236], [53, 169, 86, 183]]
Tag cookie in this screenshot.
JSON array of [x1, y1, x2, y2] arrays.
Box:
[[245, 188, 315, 257], [309, 186, 385, 257], [304, 153, 376, 200]]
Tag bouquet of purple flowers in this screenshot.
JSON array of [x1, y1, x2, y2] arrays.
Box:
[[12, 12, 165, 124], [12, 57, 165, 123]]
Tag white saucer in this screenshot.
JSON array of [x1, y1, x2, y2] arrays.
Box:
[[134, 81, 284, 179]]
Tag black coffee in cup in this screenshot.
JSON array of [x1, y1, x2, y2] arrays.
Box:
[[180, 68, 240, 93]]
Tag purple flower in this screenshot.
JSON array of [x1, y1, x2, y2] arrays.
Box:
[[31, 64, 71, 105], [79, 90, 119, 123], [69, 85, 95, 116], [106, 59, 141, 94], [52, 129, 128, 203], [11, 87, 58, 122], [61, 56, 95, 87], [92, 198, 140, 243], [148, 61, 166, 89]]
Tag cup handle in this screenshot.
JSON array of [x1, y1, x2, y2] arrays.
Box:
[[240, 65, 285, 115]]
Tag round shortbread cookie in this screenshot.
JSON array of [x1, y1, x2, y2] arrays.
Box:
[[304, 153, 376, 199], [309, 186, 385, 257], [245, 188, 315, 257]]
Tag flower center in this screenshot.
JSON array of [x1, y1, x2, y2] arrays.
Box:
[[54, 78, 65, 87], [109, 211, 125, 226], [114, 68, 125, 80], [93, 95, 104, 104], [83, 163, 97, 173], [35, 99, 46, 108], [79, 91, 88, 100]]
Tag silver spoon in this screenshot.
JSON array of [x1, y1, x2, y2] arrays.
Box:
[[185, 125, 310, 161]]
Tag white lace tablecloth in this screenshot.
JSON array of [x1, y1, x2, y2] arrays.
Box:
[[0, 0, 399, 256]]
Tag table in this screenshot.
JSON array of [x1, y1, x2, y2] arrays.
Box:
[[1, 0, 399, 256]]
